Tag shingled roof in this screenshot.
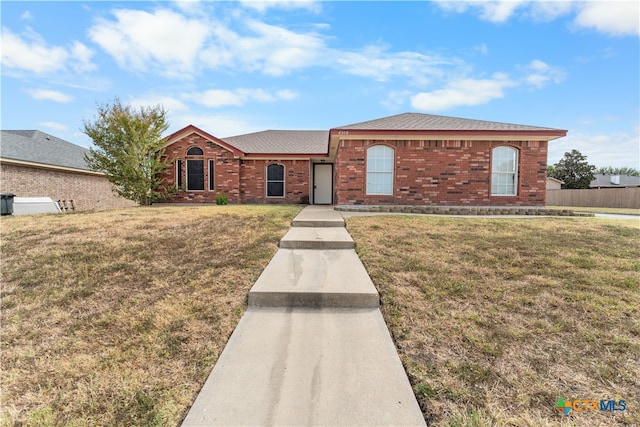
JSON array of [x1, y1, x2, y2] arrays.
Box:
[[223, 130, 329, 155], [0, 130, 92, 171], [335, 112, 564, 132]]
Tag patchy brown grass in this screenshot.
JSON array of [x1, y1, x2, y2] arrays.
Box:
[[347, 216, 639, 427], [0, 205, 301, 427]]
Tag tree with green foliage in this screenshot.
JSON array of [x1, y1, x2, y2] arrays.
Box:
[[553, 149, 596, 189], [596, 166, 640, 177], [83, 99, 172, 205]]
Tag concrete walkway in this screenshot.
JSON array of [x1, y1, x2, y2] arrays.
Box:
[[181, 206, 426, 426]]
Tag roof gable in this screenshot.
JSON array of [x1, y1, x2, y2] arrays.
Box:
[[0, 130, 91, 171], [164, 125, 243, 156]]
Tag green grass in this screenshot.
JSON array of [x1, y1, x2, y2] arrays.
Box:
[[0, 205, 302, 427], [347, 215, 639, 427]]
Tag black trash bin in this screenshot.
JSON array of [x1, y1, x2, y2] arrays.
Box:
[[1, 194, 16, 216]]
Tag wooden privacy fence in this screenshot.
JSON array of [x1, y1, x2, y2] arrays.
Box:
[[547, 187, 640, 209]]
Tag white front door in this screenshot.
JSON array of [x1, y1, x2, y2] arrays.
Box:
[[313, 163, 333, 204]]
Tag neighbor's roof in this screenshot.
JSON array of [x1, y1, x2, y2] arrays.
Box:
[[590, 174, 640, 188], [0, 130, 92, 171], [335, 112, 566, 133], [223, 130, 329, 155]]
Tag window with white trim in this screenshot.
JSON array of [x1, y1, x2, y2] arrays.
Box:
[[366, 145, 394, 195], [267, 164, 284, 197], [491, 146, 518, 196]]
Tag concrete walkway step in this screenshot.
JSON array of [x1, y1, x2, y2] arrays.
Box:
[[181, 307, 426, 426], [279, 227, 354, 249], [291, 205, 345, 228], [249, 249, 379, 308]]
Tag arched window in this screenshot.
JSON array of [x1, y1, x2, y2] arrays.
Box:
[[186, 146, 204, 191], [267, 164, 285, 197], [491, 146, 518, 196], [366, 145, 394, 195]]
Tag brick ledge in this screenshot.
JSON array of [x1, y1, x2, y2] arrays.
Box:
[[334, 205, 594, 217]]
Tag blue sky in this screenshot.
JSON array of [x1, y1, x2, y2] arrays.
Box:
[[2, 0, 639, 168]]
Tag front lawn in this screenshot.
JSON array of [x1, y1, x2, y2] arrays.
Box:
[[348, 216, 639, 427], [0, 205, 301, 426]]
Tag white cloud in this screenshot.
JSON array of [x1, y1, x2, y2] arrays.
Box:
[[242, 19, 324, 75], [200, 18, 326, 76], [38, 121, 68, 131], [70, 42, 97, 73], [170, 114, 264, 138], [411, 74, 515, 111], [334, 45, 456, 85], [525, 1, 575, 22], [85, 6, 460, 84], [88, 9, 211, 78], [128, 95, 188, 113], [21, 11, 33, 21], [574, 2, 639, 36], [522, 59, 566, 88], [549, 126, 640, 169], [434, 1, 640, 36], [184, 87, 299, 108], [1, 27, 96, 75], [27, 89, 74, 103], [239, 0, 321, 13], [435, 0, 528, 23], [1, 27, 69, 74]]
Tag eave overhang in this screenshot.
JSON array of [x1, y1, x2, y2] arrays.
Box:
[[0, 157, 104, 176]]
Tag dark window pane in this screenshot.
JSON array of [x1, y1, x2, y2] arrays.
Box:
[[267, 182, 284, 197], [187, 146, 203, 156], [187, 159, 204, 190], [176, 160, 183, 188], [208, 160, 214, 191], [267, 164, 284, 181]]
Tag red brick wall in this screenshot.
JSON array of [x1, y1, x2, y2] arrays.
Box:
[[161, 134, 241, 203], [240, 159, 310, 204], [161, 134, 310, 204], [0, 163, 137, 210], [334, 139, 548, 206]]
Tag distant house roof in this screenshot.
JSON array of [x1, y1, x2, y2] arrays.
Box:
[[547, 177, 564, 184], [590, 174, 640, 188], [0, 130, 94, 172], [223, 130, 329, 155], [335, 112, 566, 133]]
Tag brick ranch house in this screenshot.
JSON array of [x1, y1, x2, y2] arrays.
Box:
[[160, 113, 567, 207]]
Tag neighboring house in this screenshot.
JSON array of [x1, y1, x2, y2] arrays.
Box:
[[590, 174, 640, 189], [546, 177, 564, 190], [161, 113, 567, 207], [0, 130, 136, 211]]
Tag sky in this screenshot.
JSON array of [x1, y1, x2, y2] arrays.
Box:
[[2, 0, 639, 168]]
